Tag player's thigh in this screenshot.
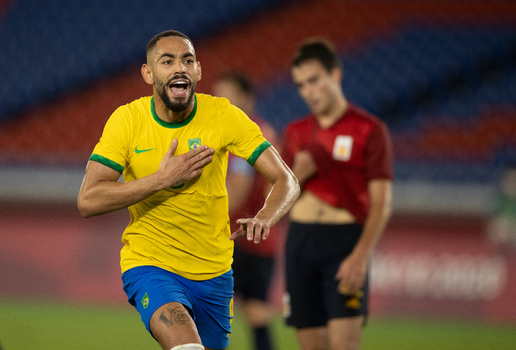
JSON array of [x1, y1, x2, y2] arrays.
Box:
[[242, 298, 275, 327], [296, 326, 329, 350], [190, 271, 233, 350], [284, 223, 327, 328], [327, 316, 364, 350], [150, 301, 202, 350]]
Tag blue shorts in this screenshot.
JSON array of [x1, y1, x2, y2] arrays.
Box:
[[122, 266, 234, 350]]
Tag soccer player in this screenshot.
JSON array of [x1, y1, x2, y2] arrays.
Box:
[[213, 73, 281, 350], [281, 38, 394, 350], [77, 30, 300, 350]]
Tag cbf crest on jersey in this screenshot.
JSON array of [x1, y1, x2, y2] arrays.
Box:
[[332, 135, 354, 161], [188, 138, 201, 150]]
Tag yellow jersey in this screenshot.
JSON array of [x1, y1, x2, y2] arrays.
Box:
[[90, 93, 270, 280]]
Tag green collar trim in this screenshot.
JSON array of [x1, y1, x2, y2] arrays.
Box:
[[151, 95, 197, 128]]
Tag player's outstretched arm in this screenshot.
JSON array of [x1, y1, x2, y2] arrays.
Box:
[[230, 146, 300, 243], [77, 139, 214, 218]]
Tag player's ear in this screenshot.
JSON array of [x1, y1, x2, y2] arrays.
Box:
[[330, 66, 342, 83], [196, 61, 202, 82], [141, 64, 154, 85]]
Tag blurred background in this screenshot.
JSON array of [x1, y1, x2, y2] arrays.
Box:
[[0, 0, 515, 349]]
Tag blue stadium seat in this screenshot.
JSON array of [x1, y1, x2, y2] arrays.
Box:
[[0, 0, 286, 122]]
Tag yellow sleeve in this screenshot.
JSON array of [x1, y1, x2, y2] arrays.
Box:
[[89, 106, 132, 173], [224, 104, 271, 165]]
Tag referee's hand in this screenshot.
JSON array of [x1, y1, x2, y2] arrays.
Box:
[[229, 217, 270, 244]]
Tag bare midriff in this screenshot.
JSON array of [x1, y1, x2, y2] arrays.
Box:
[[289, 191, 357, 224]]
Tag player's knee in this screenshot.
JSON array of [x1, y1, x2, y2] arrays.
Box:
[[170, 343, 204, 350], [244, 300, 274, 327]]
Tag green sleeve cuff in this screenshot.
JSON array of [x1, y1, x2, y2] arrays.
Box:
[[89, 154, 124, 173], [247, 141, 272, 166]]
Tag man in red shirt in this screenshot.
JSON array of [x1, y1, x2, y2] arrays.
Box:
[[213, 73, 282, 350], [282, 38, 394, 350]]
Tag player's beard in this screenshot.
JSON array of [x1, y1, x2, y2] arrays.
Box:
[[156, 75, 197, 113]]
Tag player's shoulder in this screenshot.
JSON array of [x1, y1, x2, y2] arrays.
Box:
[[284, 114, 315, 133], [119, 96, 152, 112], [346, 103, 387, 128], [253, 115, 277, 142], [195, 93, 230, 112], [111, 96, 152, 121], [196, 93, 252, 125]]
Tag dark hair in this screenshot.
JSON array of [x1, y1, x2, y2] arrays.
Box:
[[218, 72, 254, 95], [291, 37, 341, 72], [146, 30, 192, 55]]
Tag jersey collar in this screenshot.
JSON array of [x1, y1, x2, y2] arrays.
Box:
[[151, 95, 197, 128]]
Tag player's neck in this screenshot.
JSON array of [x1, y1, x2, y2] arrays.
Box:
[[315, 96, 348, 129], [154, 97, 195, 124]]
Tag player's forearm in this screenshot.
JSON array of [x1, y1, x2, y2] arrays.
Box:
[[255, 171, 300, 227], [78, 173, 163, 218], [351, 193, 392, 261]]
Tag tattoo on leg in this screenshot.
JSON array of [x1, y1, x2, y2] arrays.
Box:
[[159, 306, 191, 328], [159, 311, 173, 327]]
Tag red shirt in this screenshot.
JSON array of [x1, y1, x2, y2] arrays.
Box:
[[282, 104, 394, 225], [229, 115, 283, 257]]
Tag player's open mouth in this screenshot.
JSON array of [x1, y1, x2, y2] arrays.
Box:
[[169, 79, 189, 97]]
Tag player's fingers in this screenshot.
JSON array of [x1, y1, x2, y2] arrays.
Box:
[[186, 145, 210, 159], [188, 147, 214, 170], [229, 227, 245, 241], [253, 224, 264, 244], [190, 167, 204, 179], [345, 282, 357, 295], [335, 269, 348, 293], [166, 138, 179, 157], [338, 279, 351, 295], [196, 151, 213, 169], [351, 275, 365, 294], [340, 284, 361, 296], [234, 221, 248, 238], [253, 222, 266, 244], [261, 225, 270, 240], [340, 274, 362, 295], [247, 222, 254, 241]]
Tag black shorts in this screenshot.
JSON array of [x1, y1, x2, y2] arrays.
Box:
[[232, 244, 275, 301], [284, 222, 369, 328]]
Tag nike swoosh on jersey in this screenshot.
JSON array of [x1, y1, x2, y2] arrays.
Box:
[[135, 146, 156, 154]]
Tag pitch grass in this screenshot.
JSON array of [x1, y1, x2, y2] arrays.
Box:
[[0, 299, 515, 350]]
